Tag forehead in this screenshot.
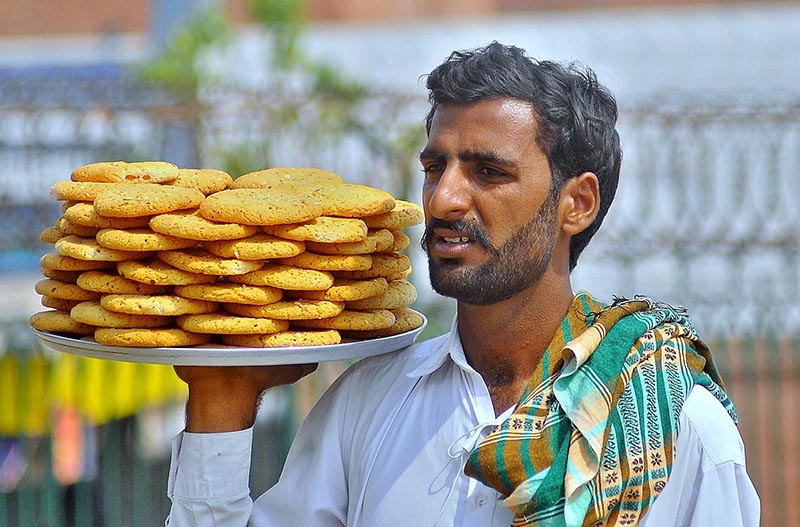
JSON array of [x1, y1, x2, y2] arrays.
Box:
[[425, 98, 541, 153]]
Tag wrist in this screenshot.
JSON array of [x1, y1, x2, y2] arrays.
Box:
[[184, 378, 264, 433]]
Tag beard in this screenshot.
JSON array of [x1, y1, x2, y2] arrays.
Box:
[[421, 194, 558, 306]]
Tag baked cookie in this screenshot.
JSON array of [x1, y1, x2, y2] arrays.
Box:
[[293, 308, 396, 331], [263, 216, 368, 243], [50, 181, 123, 202], [40, 225, 65, 244], [40, 253, 116, 272], [231, 167, 343, 189], [228, 264, 334, 291], [101, 294, 218, 316], [56, 235, 153, 262], [335, 252, 412, 280], [168, 168, 233, 194], [94, 184, 204, 217], [203, 233, 305, 260], [70, 301, 173, 328], [174, 282, 283, 305], [222, 330, 341, 348], [362, 200, 424, 229], [40, 268, 83, 283], [390, 230, 411, 252], [308, 183, 395, 218], [34, 279, 101, 301], [29, 310, 95, 336], [116, 258, 217, 286], [71, 161, 179, 184], [304, 228, 394, 255], [340, 307, 424, 339], [296, 277, 388, 302], [63, 202, 152, 229], [56, 218, 101, 238], [278, 251, 372, 272], [76, 270, 173, 295], [346, 279, 417, 310], [176, 313, 289, 335], [224, 299, 344, 320], [41, 296, 81, 311], [157, 248, 264, 276], [96, 228, 198, 252], [199, 188, 323, 226], [149, 210, 258, 241], [94, 327, 211, 347]]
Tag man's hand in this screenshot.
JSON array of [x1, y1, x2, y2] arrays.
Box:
[[174, 363, 318, 433]]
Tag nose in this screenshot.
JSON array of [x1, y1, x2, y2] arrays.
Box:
[[425, 165, 471, 222]]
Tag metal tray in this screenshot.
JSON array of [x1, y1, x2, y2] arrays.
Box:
[[32, 312, 427, 366]]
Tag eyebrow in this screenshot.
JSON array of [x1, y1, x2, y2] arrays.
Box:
[[418, 148, 519, 170]]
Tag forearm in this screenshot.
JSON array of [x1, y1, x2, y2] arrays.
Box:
[[184, 378, 262, 433]]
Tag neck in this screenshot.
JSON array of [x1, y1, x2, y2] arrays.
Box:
[[457, 274, 575, 414]]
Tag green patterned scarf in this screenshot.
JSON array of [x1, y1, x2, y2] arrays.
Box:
[[465, 292, 736, 527]]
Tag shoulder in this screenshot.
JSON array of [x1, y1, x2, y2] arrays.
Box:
[[678, 385, 746, 468]]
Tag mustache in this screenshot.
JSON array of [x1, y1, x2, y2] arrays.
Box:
[[421, 218, 496, 254]]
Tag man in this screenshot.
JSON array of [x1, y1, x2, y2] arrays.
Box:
[[166, 42, 759, 526]]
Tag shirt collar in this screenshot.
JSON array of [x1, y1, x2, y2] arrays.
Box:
[[406, 313, 477, 378]]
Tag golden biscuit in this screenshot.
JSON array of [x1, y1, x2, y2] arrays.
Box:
[[56, 217, 101, 238], [77, 270, 172, 295], [222, 330, 341, 348], [56, 235, 153, 262], [177, 313, 289, 335], [341, 307, 424, 339], [40, 253, 116, 272], [228, 264, 334, 291], [40, 268, 83, 282], [116, 258, 217, 286], [362, 200, 424, 229], [279, 251, 372, 272], [296, 277, 388, 302], [390, 230, 411, 251], [50, 181, 123, 201], [346, 279, 417, 310], [304, 228, 394, 255], [293, 308, 395, 331], [41, 296, 81, 311], [96, 228, 198, 252], [94, 327, 211, 347], [168, 168, 233, 194], [203, 233, 304, 260], [308, 183, 395, 218], [224, 299, 344, 320], [231, 167, 343, 189], [263, 216, 368, 243], [199, 188, 323, 226], [335, 252, 412, 280], [40, 225, 65, 244], [174, 283, 283, 305], [34, 279, 101, 301], [149, 210, 258, 241], [71, 161, 179, 184], [29, 310, 95, 336], [63, 202, 152, 229], [157, 248, 264, 276], [94, 184, 204, 218], [71, 301, 173, 328], [101, 294, 218, 316]]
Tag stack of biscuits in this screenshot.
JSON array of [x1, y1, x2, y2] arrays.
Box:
[[29, 161, 425, 348]]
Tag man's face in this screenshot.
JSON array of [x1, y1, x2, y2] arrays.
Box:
[[419, 98, 559, 305]]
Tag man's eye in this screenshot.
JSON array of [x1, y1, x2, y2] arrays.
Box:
[[477, 166, 508, 180], [421, 165, 444, 178]]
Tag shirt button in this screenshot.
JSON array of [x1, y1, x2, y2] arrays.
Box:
[[476, 494, 487, 507]]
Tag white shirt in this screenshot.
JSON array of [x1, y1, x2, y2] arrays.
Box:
[[166, 319, 760, 527]]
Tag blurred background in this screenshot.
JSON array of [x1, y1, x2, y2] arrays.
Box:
[[0, 0, 798, 525]]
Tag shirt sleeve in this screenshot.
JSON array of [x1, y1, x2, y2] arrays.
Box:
[[638, 385, 761, 527], [166, 428, 255, 527]]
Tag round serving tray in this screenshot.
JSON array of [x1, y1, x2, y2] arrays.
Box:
[[32, 312, 427, 366]]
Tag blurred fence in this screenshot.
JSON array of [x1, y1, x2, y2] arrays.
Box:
[[0, 69, 798, 525]]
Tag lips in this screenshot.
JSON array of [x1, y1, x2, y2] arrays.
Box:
[[431, 228, 474, 258]]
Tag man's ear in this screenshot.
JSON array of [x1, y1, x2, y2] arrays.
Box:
[[559, 172, 600, 236]]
